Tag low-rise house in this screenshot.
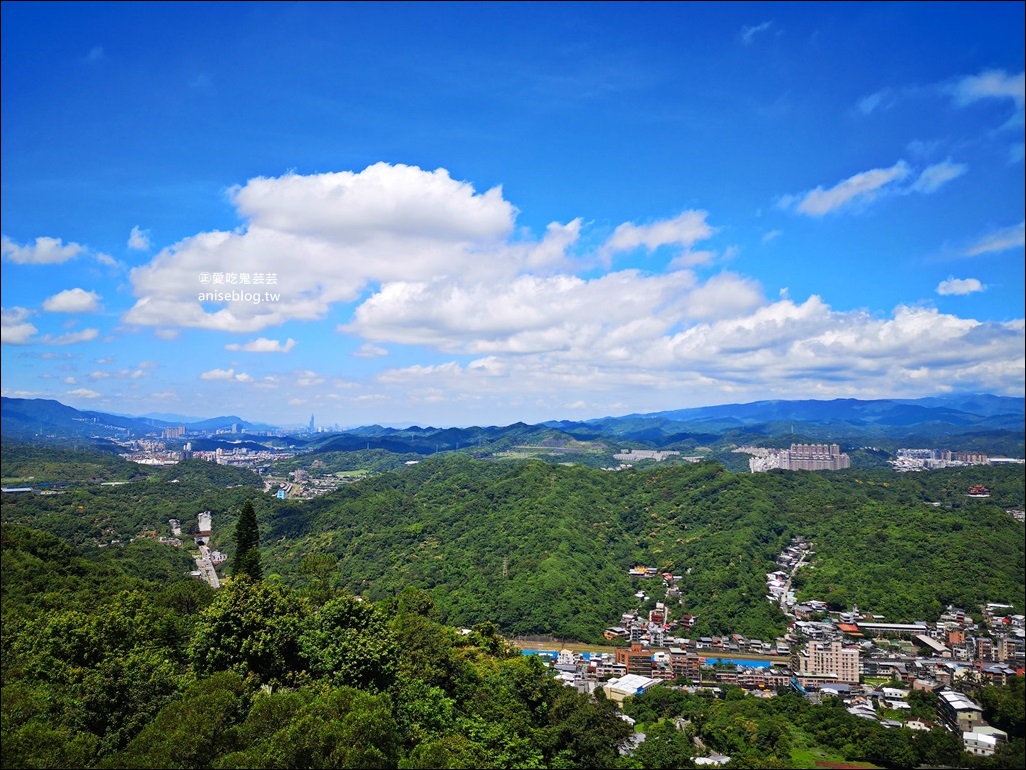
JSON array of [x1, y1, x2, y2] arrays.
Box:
[[938, 690, 985, 733], [963, 731, 999, 757]]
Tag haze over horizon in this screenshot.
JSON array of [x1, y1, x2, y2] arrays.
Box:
[[2, 3, 1024, 427]]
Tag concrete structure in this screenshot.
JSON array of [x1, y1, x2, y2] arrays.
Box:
[[602, 674, 660, 705], [197, 510, 212, 537], [963, 731, 999, 757], [616, 643, 653, 676], [938, 690, 984, 733], [792, 640, 860, 685]]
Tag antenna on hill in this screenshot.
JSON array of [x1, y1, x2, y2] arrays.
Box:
[[502, 555, 509, 579]]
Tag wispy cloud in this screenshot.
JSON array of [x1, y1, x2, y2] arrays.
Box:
[[786, 161, 910, 216], [783, 158, 965, 217], [910, 159, 968, 193], [354, 343, 389, 358], [936, 277, 984, 296], [42, 329, 100, 345], [66, 387, 101, 399], [951, 69, 1025, 108], [963, 221, 1026, 256], [740, 21, 773, 46], [857, 88, 895, 115]]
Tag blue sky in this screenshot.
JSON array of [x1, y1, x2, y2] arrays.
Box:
[[2, 1, 1023, 428]]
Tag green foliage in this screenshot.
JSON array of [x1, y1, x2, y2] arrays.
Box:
[[979, 675, 1025, 738], [3, 440, 1025, 769], [299, 595, 398, 692], [189, 578, 306, 686], [152, 457, 262, 488], [630, 719, 693, 769], [259, 456, 1023, 641], [0, 441, 151, 484], [99, 671, 250, 769]]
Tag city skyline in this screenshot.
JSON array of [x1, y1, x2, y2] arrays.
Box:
[[2, 2, 1023, 427]]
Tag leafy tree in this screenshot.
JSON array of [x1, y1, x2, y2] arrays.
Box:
[[189, 579, 306, 685], [299, 594, 398, 692], [232, 500, 262, 581], [979, 675, 1025, 738], [630, 719, 693, 769], [99, 671, 250, 769]]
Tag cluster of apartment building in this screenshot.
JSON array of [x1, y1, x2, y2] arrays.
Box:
[[587, 560, 1023, 757], [742, 443, 851, 473], [890, 448, 990, 472]]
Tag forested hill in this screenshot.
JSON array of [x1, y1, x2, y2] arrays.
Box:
[[3, 448, 1022, 642], [262, 456, 1025, 641]]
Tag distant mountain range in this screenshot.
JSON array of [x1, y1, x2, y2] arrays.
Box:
[[0, 397, 277, 440], [2, 393, 1023, 457]]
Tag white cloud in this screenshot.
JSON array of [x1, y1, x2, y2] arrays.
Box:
[[296, 370, 325, 386], [2, 235, 86, 264], [785, 158, 965, 217], [790, 161, 911, 216], [85, 46, 104, 63], [42, 288, 102, 313], [937, 277, 984, 296], [123, 163, 532, 333], [224, 337, 297, 353], [964, 221, 1025, 256], [43, 329, 99, 345], [361, 299, 1024, 416], [353, 343, 389, 358], [344, 268, 771, 360], [67, 387, 101, 399], [128, 226, 151, 251], [910, 159, 967, 193], [1, 307, 38, 345], [740, 21, 773, 46], [603, 210, 715, 255], [857, 88, 894, 115], [200, 367, 252, 382], [951, 69, 1025, 108], [762, 230, 782, 244]]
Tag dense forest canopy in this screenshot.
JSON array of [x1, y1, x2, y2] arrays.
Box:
[[2, 440, 1024, 769], [3, 448, 1022, 642]]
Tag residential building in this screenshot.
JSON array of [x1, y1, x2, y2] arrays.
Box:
[[792, 640, 860, 685], [938, 690, 985, 733], [616, 643, 653, 676]]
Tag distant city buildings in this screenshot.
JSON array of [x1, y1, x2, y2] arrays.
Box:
[[891, 448, 990, 472], [742, 444, 851, 473]]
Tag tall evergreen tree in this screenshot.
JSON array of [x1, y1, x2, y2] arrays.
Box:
[[232, 500, 262, 581]]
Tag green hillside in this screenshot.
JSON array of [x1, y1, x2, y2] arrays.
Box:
[[261, 455, 1025, 642]]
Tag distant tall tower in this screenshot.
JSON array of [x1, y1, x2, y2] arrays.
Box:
[[309, 414, 315, 433]]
